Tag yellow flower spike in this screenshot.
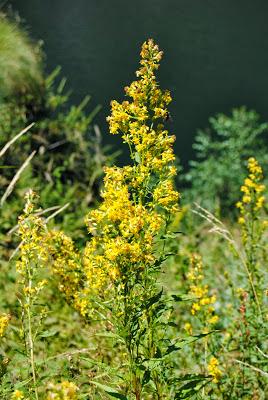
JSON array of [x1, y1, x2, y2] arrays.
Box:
[[0, 313, 11, 337], [16, 190, 49, 279], [47, 40, 179, 319], [187, 254, 219, 332], [208, 315, 219, 325], [184, 322, 193, 335], [207, 357, 222, 383], [237, 157, 266, 234]]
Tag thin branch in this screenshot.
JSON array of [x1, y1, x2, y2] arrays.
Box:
[[234, 359, 268, 377], [47, 347, 95, 361], [1, 151, 36, 207], [45, 202, 70, 223], [256, 346, 268, 359], [0, 123, 34, 158]]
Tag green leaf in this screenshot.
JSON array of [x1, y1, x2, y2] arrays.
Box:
[[161, 231, 183, 239], [174, 376, 209, 399], [134, 152, 141, 164], [165, 332, 216, 355], [145, 289, 163, 308], [172, 294, 196, 302], [142, 369, 151, 385], [152, 253, 175, 270], [89, 381, 128, 399], [39, 329, 58, 338]]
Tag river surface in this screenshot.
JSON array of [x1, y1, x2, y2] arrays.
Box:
[[10, 0, 268, 166]]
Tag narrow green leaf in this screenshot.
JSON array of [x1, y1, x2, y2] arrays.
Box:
[[172, 294, 196, 302], [89, 381, 128, 399], [145, 289, 163, 308]]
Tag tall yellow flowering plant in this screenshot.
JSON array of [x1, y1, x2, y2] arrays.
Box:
[[16, 190, 49, 400], [84, 39, 179, 399], [48, 39, 183, 399], [227, 157, 268, 397], [196, 157, 268, 397], [81, 39, 178, 305]]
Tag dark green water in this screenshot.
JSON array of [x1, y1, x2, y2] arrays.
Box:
[[10, 0, 268, 166]]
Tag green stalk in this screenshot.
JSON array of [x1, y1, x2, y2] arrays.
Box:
[[25, 262, 39, 400], [26, 304, 39, 400]]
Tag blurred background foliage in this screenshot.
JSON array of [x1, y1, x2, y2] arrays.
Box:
[[181, 107, 268, 215], [0, 13, 43, 100], [0, 12, 116, 246]]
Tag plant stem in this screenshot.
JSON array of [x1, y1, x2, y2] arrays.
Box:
[[26, 304, 39, 400]]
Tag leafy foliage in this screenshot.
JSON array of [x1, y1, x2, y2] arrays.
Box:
[[0, 13, 43, 100], [0, 16, 115, 242], [183, 107, 268, 214]]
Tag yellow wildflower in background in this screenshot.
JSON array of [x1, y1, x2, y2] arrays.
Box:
[[11, 390, 25, 400], [236, 158, 266, 218], [236, 157, 267, 248], [207, 357, 222, 383], [47, 230, 86, 314], [46, 381, 79, 400], [16, 190, 49, 281], [0, 313, 10, 337], [187, 255, 219, 326]]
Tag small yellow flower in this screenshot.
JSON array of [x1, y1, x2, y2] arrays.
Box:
[[208, 315, 219, 324], [238, 217, 245, 225], [184, 322, 193, 335], [236, 201, 243, 209], [46, 381, 79, 400], [0, 313, 11, 337], [242, 195, 251, 204], [191, 302, 201, 314], [11, 390, 24, 400], [262, 220, 268, 229], [207, 357, 222, 383]]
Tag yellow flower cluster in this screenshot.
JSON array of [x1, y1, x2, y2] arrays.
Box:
[[11, 390, 25, 400], [47, 230, 86, 314], [80, 40, 178, 314], [0, 313, 10, 337], [16, 190, 49, 287], [207, 356, 222, 383], [106, 39, 179, 212], [46, 381, 79, 400], [185, 255, 219, 332], [236, 157, 266, 224], [47, 40, 179, 318]]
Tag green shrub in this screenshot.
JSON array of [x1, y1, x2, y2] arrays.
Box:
[[0, 13, 43, 100], [182, 107, 268, 214]]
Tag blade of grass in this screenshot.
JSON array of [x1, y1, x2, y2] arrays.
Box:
[[0, 123, 34, 158], [1, 150, 36, 207]]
